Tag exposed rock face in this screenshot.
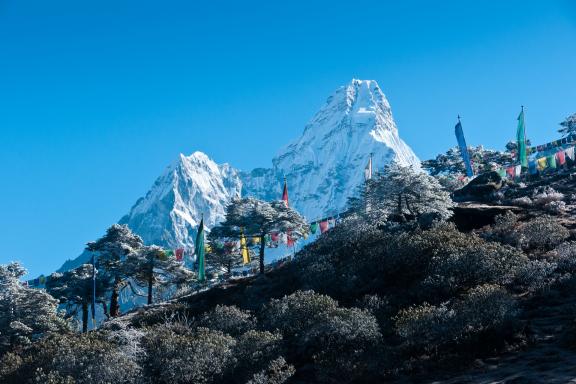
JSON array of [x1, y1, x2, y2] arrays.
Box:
[[453, 171, 504, 202]]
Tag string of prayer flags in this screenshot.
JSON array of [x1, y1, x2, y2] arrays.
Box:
[[532, 134, 576, 153]]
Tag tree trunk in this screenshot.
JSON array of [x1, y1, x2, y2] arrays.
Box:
[[82, 301, 88, 333], [405, 195, 414, 215], [100, 301, 109, 318], [147, 273, 153, 305], [110, 279, 120, 317], [397, 193, 403, 214], [259, 234, 266, 274], [227, 261, 232, 275]]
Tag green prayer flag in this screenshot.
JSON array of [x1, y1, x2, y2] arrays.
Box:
[[195, 218, 206, 281], [310, 222, 319, 234], [547, 154, 557, 169], [517, 109, 528, 167]]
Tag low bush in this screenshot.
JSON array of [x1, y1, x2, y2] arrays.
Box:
[[0, 333, 141, 384], [246, 357, 295, 384], [395, 284, 517, 354], [261, 290, 382, 381], [519, 216, 570, 251], [141, 325, 236, 384], [198, 305, 256, 336]]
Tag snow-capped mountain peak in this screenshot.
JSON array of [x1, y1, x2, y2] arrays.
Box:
[[118, 151, 241, 248], [272, 79, 419, 220]]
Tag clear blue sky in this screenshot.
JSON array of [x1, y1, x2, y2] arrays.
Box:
[[1, 0, 575, 277]]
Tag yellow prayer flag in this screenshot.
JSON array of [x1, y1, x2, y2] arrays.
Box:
[[537, 157, 548, 171], [240, 229, 251, 264]]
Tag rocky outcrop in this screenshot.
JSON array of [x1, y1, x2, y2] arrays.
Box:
[[452, 171, 504, 202]]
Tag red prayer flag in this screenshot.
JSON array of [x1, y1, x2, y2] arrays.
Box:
[[319, 220, 329, 233], [557, 150, 566, 166], [506, 166, 515, 179], [175, 248, 184, 261], [271, 232, 279, 242]]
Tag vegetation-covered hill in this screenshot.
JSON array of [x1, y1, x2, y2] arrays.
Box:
[[5, 165, 576, 383]]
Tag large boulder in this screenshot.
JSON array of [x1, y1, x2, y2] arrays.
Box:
[[453, 171, 504, 202]]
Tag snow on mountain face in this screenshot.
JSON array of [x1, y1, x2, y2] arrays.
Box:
[[271, 79, 419, 220], [58, 79, 419, 270], [118, 152, 242, 248]]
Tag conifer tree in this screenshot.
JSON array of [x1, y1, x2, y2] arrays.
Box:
[[366, 163, 455, 221], [0, 262, 67, 352], [87, 224, 143, 317], [46, 264, 109, 333], [210, 198, 308, 274], [204, 239, 246, 276], [123, 245, 195, 304], [559, 113, 576, 137]]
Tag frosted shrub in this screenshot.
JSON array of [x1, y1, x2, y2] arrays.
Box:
[[533, 188, 564, 206], [234, 330, 283, 381], [198, 305, 256, 336], [511, 196, 533, 207], [396, 284, 516, 352], [262, 290, 382, 381], [479, 211, 521, 246], [1, 333, 142, 384], [552, 241, 576, 274], [142, 326, 236, 384], [395, 303, 455, 348], [424, 233, 528, 295], [246, 357, 295, 384], [261, 291, 339, 337], [544, 200, 567, 214], [455, 284, 517, 334], [513, 260, 558, 292], [103, 319, 145, 361], [519, 216, 570, 250]]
